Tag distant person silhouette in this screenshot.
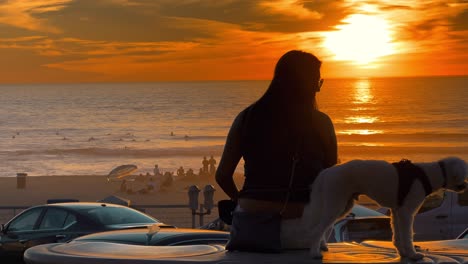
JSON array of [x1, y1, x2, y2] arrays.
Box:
[[208, 156, 217, 176], [186, 168, 195, 179], [177, 166, 185, 178], [202, 156, 209, 175], [153, 164, 161, 177], [216, 50, 337, 250]]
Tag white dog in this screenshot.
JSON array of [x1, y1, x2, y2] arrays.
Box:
[[304, 157, 467, 260]]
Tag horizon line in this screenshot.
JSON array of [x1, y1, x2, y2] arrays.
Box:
[[1, 74, 466, 86]]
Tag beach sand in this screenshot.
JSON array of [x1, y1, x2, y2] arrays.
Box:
[[0, 174, 236, 227], [0, 174, 378, 227]]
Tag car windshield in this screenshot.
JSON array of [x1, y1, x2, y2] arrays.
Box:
[[351, 205, 385, 217], [80, 206, 159, 225]]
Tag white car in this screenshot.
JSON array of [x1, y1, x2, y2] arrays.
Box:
[[24, 228, 468, 264], [379, 190, 468, 240]]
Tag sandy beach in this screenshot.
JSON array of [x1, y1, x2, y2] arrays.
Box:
[[0, 174, 235, 227], [0, 173, 379, 228]]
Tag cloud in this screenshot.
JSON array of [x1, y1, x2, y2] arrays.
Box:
[[0, 0, 72, 33], [260, 0, 323, 19], [38, 22, 301, 81], [0, 0, 466, 82]]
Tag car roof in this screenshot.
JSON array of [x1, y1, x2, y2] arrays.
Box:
[[47, 202, 125, 209], [35, 202, 126, 210]]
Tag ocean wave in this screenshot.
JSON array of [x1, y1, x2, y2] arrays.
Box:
[[165, 135, 226, 141], [7, 146, 225, 158], [337, 132, 468, 140]]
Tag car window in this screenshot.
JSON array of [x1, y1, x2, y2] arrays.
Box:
[[39, 208, 76, 230], [63, 213, 78, 228], [457, 191, 468, 206], [8, 208, 43, 232], [418, 190, 445, 213], [80, 206, 158, 225]]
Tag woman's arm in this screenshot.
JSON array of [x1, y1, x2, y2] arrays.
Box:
[[317, 112, 338, 168], [215, 113, 244, 201]]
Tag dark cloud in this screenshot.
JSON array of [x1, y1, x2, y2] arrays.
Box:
[[159, 0, 351, 32], [451, 9, 468, 30], [0, 24, 36, 38], [41, 0, 351, 43], [45, 0, 215, 42], [378, 4, 412, 11]]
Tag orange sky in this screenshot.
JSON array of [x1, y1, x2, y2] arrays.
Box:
[[0, 0, 467, 83]]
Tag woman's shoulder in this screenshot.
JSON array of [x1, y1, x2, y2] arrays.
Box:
[[313, 110, 333, 124]]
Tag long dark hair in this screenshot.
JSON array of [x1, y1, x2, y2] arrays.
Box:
[[260, 50, 322, 110], [243, 50, 323, 151]]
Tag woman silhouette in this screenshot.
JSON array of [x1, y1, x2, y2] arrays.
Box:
[[216, 50, 337, 249]]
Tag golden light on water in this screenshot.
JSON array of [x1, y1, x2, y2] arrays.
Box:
[[344, 116, 378, 124], [353, 78, 374, 104], [323, 14, 395, 66], [339, 129, 383, 135], [341, 78, 380, 135]]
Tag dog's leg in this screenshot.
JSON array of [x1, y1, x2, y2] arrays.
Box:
[[306, 176, 328, 258], [390, 209, 403, 256], [309, 197, 348, 259], [393, 208, 424, 260], [320, 227, 333, 252], [319, 197, 355, 252]]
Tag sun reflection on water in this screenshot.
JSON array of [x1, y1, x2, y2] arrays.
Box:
[[339, 129, 383, 135], [344, 116, 378, 124], [353, 79, 374, 104], [341, 79, 381, 135]]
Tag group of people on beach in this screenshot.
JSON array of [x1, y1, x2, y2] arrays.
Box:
[[119, 156, 218, 195]]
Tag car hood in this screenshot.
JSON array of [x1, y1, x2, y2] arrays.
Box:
[[361, 240, 468, 257], [25, 241, 468, 264], [74, 227, 226, 245]]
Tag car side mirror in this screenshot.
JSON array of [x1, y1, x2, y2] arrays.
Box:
[[0, 224, 5, 233]]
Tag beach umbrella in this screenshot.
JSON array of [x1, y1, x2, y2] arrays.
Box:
[[107, 164, 138, 181]]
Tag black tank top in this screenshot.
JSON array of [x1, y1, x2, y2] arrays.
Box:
[[238, 104, 326, 203]]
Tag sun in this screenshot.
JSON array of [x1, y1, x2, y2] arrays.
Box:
[[322, 14, 395, 66]]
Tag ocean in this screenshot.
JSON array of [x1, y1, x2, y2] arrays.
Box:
[[0, 76, 466, 178]]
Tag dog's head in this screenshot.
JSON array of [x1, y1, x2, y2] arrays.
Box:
[[439, 157, 467, 193]]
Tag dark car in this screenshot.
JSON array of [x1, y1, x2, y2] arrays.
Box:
[[0, 202, 162, 262], [70, 226, 230, 246]]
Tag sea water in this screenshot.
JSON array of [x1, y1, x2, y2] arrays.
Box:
[[0, 77, 466, 177]]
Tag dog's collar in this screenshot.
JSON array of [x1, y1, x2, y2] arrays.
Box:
[[438, 161, 448, 188]]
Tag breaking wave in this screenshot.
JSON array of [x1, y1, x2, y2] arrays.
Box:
[[8, 146, 225, 158]]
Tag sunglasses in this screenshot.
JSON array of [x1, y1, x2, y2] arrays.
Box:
[[318, 79, 324, 89]]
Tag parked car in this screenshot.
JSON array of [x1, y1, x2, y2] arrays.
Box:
[[70, 226, 229, 246], [24, 228, 468, 264], [201, 204, 392, 243], [0, 202, 165, 262], [378, 190, 468, 240]]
